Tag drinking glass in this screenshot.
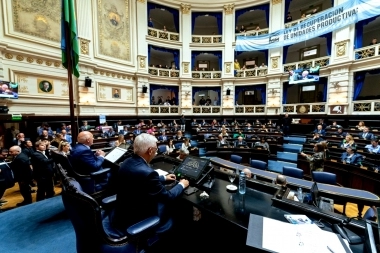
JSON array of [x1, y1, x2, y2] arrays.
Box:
[[228, 171, 236, 186]]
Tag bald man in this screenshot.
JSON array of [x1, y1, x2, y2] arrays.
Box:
[[70, 131, 108, 189], [9, 146, 33, 206]]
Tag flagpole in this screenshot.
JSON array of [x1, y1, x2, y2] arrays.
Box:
[[65, 22, 78, 143]]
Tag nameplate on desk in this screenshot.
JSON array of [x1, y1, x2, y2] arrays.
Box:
[[360, 166, 368, 170], [354, 137, 359, 139], [240, 146, 245, 148], [332, 145, 338, 148], [357, 150, 363, 152], [332, 135, 337, 137], [330, 159, 338, 162], [351, 128, 356, 130], [256, 147, 262, 150]]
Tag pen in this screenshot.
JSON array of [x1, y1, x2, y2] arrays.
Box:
[[327, 246, 334, 253]]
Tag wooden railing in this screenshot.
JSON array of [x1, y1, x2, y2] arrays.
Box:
[[354, 44, 380, 60], [234, 105, 266, 114], [282, 103, 327, 114], [191, 35, 223, 44], [147, 28, 180, 42], [192, 71, 222, 79], [192, 106, 221, 114], [235, 28, 269, 37], [235, 68, 267, 78], [148, 67, 179, 78], [283, 56, 330, 72]]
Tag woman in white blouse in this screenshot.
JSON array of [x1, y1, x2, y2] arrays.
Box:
[[166, 139, 175, 154], [181, 138, 192, 151]]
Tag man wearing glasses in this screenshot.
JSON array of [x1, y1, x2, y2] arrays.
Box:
[[112, 133, 189, 234]]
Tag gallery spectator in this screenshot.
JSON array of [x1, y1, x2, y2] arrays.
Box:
[[286, 12, 292, 22], [341, 147, 363, 165], [365, 139, 380, 154]]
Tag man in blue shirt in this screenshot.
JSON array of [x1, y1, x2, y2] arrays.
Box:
[[365, 139, 380, 154], [341, 147, 363, 165]]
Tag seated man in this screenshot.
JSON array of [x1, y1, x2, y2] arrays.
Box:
[[242, 168, 252, 178], [216, 135, 230, 148], [220, 119, 229, 126], [332, 127, 347, 137], [341, 147, 363, 166], [157, 131, 169, 142], [191, 119, 198, 126], [313, 124, 326, 136], [326, 121, 342, 129], [310, 133, 324, 143], [233, 130, 245, 139], [69, 131, 108, 186], [103, 128, 115, 138], [365, 139, 380, 154], [119, 126, 129, 136], [112, 133, 189, 234], [234, 136, 247, 147], [275, 175, 287, 187], [358, 127, 374, 140], [133, 126, 142, 135], [177, 148, 189, 161], [244, 123, 254, 132]]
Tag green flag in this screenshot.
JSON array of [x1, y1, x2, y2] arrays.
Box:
[[61, 0, 80, 78]]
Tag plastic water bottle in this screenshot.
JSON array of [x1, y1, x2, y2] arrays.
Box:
[[297, 188, 303, 202], [239, 171, 246, 194]]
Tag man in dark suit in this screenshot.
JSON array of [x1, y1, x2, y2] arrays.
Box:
[[119, 126, 129, 136], [157, 131, 169, 142], [244, 123, 254, 132], [234, 136, 247, 147], [341, 147, 363, 166], [9, 146, 33, 206], [80, 121, 89, 132], [112, 133, 189, 233], [12, 132, 27, 146], [31, 141, 55, 201], [133, 126, 142, 135], [70, 131, 106, 176], [281, 113, 292, 136], [217, 135, 230, 147], [358, 127, 374, 140], [332, 127, 347, 138], [220, 119, 229, 126], [313, 125, 326, 136]]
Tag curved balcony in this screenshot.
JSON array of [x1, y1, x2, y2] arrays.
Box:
[[147, 27, 180, 42], [191, 35, 223, 44], [355, 44, 380, 60], [283, 56, 330, 72], [235, 28, 269, 37], [192, 71, 222, 79], [192, 106, 221, 114], [282, 103, 326, 114], [352, 100, 380, 113], [235, 68, 267, 78], [234, 105, 266, 114], [285, 16, 314, 29], [150, 106, 179, 114], [148, 67, 179, 78]]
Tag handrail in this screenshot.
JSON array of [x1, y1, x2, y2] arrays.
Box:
[[147, 27, 180, 42]]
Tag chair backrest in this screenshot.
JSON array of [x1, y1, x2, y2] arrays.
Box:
[[312, 171, 337, 185], [174, 142, 182, 149], [230, 155, 242, 164], [60, 166, 131, 253], [363, 207, 377, 221], [283, 166, 304, 179], [190, 140, 198, 147], [199, 148, 207, 157], [250, 160, 267, 170], [158, 145, 167, 154]]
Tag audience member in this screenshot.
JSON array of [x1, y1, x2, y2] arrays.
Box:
[[181, 138, 191, 151], [179, 115, 186, 131], [333, 127, 347, 137], [340, 135, 356, 150], [313, 125, 326, 136], [300, 143, 325, 177], [158, 131, 169, 142], [217, 135, 230, 148], [133, 126, 142, 135], [365, 139, 380, 154], [341, 147, 363, 166], [12, 133, 26, 146], [119, 126, 129, 135], [177, 148, 189, 161], [233, 130, 245, 139], [148, 17, 153, 28], [286, 12, 292, 22], [358, 127, 374, 140], [114, 135, 127, 149], [57, 141, 70, 156], [166, 139, 175, 154], [310, 133, 324, 143], [254, 137, 270, 152], [234, 136, 247, 147], [326, 121, 342, 129], [281, 113, 292, 136], [356, 121, 365, 130]]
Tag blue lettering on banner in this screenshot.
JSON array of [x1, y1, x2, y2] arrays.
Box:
[[236, 0, 380, 51]]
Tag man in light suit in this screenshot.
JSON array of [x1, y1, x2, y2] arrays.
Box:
[[61, 129, 72, 144], [80, 121, 89, 132], [358, 127, 374, 140], [157, 131, 169, 142], [341, 147, 363, 166], [216, 135, 230, 148], [234, 136, 247, 147], [119, 126, 129, 136], [133, 126, 142, 135], [70, 131, 108, 187], [313, 124, 326, 136], [111, 134, 189, 233]]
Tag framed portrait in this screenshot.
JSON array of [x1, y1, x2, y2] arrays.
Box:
[[112, 88, 121, 99], [37, 79, 54, 94]]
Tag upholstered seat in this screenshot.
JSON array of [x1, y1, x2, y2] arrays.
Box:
[[283, 166, 303, 179], [230, 155, 242, 164], [250, 159, 267, 170]]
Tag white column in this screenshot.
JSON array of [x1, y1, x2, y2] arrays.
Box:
[[180, 5, 192, 77], [222, 80, 234, 115], [136, 0, 148, 72], [180, 79, 192, 114], [223, 4, 235, 78], [267, 77, 282, 115], [136, 74, 150, 115], [268, 1, 284, 74]]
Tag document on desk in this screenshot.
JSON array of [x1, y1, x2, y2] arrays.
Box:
[[247, 214, 352, 253], [155, 169, 168, 176]]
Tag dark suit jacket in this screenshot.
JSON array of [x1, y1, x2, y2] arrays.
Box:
[[69, 144, 104, 174], [10, 152, 32, 182], [313, 129, 326, 136], [341, 152, 363, 165], [112, 155, 184, 231], [31, 151, 54, 179], [158, 135, 169, 141], [358, 132, 374, 140], [234, 140, 247, 147], [217, 140, 230, 147]]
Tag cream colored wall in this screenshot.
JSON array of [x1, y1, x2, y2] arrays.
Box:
[[0, 0, 379, 117]]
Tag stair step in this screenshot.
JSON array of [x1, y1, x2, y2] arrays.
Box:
[[267, 160, 297, 174], [276, 152, 298, 162]]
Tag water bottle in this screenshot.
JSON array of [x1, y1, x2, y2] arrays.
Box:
[[239, 171, 246, 194], [297, 188, 303, 202]]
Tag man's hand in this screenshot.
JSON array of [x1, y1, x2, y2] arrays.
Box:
[[165, 174, 176, 181], [96, 150, 105, 157], [180, 179, 189, 188]]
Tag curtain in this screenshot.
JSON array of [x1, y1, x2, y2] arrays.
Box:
[[321, 78, 328, 102], [150, 84, 179, 105], [192, 86, 221, 104], [319, 33, 332, 56], [284, 0, 292, 21], [147, 2, 179, 33], [283, 45, 290, 64], [235, 50, 268, 65], [234, 84, 266, 105], [353, 69, 380, 100], [282, 82, 289, 104], [192, 12, 223, 34], [148, 45, 180, 69], [192, 51, 222, 70], [235, 4, 270, 26], [355, 16, 378, 49]]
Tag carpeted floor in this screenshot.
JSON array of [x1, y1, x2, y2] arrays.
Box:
[[0, 196, 75, 253]]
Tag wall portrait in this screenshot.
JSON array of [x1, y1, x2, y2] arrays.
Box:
[[37, 79, 54, 94], [112, 88, 121, 99]]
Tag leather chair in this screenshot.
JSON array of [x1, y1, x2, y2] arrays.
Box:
[[51, 152, 110, 197], [59, 164, 160, 253], [363, 207, 377, 221], [312, 171, 336, 185], [174, 142, 182, 150], [250, 159, 267, 170], [158, 145, 167, 154], [230, 155, 242, 164], [283, 166, 303, 179]]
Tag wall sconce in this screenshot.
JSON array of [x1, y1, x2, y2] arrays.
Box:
[[226, 88, 231, 100], [269, 88, 278, 96], [331, 82, 340, 90]]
